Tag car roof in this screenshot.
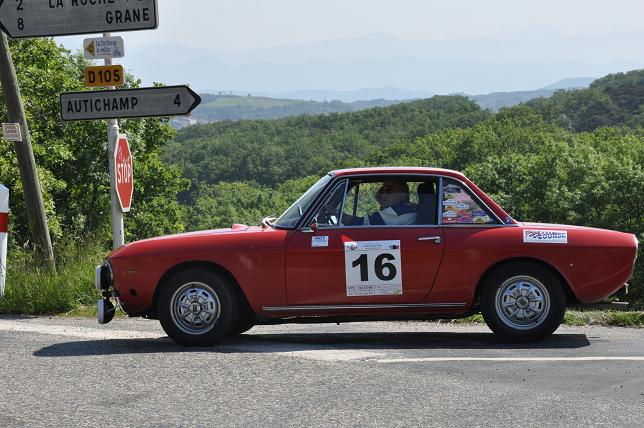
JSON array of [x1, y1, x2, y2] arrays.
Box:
[[329, 166, 466, 179]]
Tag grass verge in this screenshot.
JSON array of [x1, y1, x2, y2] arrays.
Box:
[[0, 240, 104, 315], [451, 310, 644, 328]]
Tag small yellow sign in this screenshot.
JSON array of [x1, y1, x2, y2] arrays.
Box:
[[84, 65, 124, 87]]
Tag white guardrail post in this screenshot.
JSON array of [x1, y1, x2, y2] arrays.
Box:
[[0, 184, 8, 298]]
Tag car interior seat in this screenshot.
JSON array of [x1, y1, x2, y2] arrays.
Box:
[[416, 182, 437, 224]]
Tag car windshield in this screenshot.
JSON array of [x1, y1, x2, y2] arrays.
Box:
[[274, 174, 332, 228]]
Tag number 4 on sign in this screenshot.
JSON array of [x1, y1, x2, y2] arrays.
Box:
[[174, 95, 181, 108]]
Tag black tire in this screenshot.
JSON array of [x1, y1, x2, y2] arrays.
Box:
[[480, 262, 566, 342], [228, 296, 256, 336], [157, 268, 239, 346], [229, 317, 255, 336]]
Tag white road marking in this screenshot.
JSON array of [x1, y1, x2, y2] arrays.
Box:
[[0, 319, 164, 340], [375, 357, 644, 363], [218, 342, 385, 361], [275, 349, 384, 361]]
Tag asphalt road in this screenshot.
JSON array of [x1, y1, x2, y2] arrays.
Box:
[[0, 316, 643, 427]]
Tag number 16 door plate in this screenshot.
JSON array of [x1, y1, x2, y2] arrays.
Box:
[[344, 240, 403, 296]]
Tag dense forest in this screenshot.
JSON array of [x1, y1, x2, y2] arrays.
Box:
[[0, 39, 642, 307]]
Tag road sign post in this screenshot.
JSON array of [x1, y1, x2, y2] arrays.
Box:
[[101, 32, 124, 249], [0, 0, 158, 38], [61, 85, 202, 121], [0, 184, 8, 298], [114, 135, 133, 212]]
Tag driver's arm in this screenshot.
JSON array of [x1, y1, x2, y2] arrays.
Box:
[[340, 212, 365, 226]]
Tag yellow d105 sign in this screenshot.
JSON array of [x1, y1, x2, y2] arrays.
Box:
[[84, 65, 125, 88]]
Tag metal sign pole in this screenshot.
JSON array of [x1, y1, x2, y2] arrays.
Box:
[[104, 32, 124, 249]]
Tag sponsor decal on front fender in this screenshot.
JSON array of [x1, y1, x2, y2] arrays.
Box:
[[523, 230, 568, 244]]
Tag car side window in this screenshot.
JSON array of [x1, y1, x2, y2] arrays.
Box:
[[441, 178, 496, 224], [337, 178, 438, 227], [311, 181, 347, 227]]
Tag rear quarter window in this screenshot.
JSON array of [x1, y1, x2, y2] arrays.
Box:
[[441, 179, 497, 225]]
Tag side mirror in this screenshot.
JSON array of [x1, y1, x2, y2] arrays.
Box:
[[310, 222, 319, 232]]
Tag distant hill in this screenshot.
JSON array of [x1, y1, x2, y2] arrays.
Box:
[[187, 95, 400, 123], [171, 77, 597, 127], [469, 77, 595, 111], [540, 77, 596, 90], [527, 69, 644, 131], [256, 87, 433, 102], [469, 89, 557, 112]]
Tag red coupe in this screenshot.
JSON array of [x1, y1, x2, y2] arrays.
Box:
[[95, 167, 638, 346]]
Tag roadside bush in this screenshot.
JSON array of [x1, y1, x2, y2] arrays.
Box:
[[0, 238, 103, 314]]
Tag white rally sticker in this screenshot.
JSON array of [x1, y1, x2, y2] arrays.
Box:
[[344, 240, 402, 296], [311, 236, 329, 247], [523, 230, 568, 244]]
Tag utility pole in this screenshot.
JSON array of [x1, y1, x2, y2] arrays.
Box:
[[0, 32, 55, 270], [103, 32, 124, 249]]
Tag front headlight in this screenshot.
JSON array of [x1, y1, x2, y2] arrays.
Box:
[[95, 262, 113, 291]]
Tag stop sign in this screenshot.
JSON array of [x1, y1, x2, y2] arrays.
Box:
[[114, 134, 133, 212]]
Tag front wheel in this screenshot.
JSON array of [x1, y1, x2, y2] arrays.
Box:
[[157, 268, 239, 346], [480, 262, 566, 342]]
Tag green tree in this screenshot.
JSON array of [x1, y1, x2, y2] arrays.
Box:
[[0, 38, 188, 253]]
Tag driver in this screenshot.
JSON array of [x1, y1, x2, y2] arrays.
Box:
[[343, 180, 417, 226]]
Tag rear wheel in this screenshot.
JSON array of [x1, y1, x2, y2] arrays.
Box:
[[158, 268, 239, 346], [480, 262, 566, 342]]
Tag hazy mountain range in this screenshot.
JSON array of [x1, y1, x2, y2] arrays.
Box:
[[168, 76, 594, 128], [124, 29, 643, 97]]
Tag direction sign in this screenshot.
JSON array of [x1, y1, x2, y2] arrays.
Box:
[[114, 134, 133, 213], [0, 0, 158, 38], [60, 86, 202, 121], [84, 36, 125, 60], [84, 65, 124, 87], [2, 123, 21, 141]]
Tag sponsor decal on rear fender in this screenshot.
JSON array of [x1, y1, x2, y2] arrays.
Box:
[[523, 229, 568, 244]]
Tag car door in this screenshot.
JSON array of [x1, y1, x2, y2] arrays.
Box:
[[285, 177, 445, 305]]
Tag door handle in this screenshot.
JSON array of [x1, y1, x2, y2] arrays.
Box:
[[418, 236, 442, 244]]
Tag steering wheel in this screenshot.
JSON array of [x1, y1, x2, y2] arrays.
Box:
[[318, 204, 338, 226]]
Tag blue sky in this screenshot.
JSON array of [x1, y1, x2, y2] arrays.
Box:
[[54, 0, 644, 96]]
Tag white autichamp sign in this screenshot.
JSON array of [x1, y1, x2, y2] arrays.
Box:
[[0, 184, 8, 298]]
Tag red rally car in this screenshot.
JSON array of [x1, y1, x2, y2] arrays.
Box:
[[95, 167, 639, 346]]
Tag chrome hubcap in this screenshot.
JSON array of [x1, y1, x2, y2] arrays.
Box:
[[495, 275, 550, 330], [170, 282, 220, 335]]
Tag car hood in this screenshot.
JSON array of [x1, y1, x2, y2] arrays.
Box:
[[137, 224, 253, 241], [109, 224, 264, 258]]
